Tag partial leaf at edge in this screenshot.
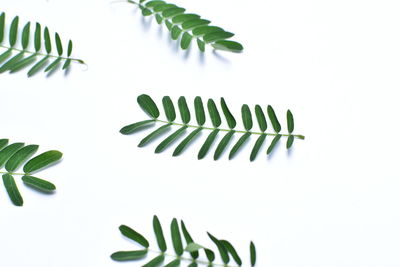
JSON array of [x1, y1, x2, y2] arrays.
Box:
[[170, 218, 183, 256], [220, 98, 236, 129], [119, 225, 149, 248], [207, 233, 229, 264], [23, 150, 62, 174], [153, 215, 167, 252], [142, 255, 165, 267], [120, 120, 155, 135], [137, 94, 160, 119], [250, 241, 256, 267], [164, 259, 181, 267], [220, 240, 242, 266], [0, 143, 25, 168], [2, 174, 23, 206], [0, 139, 9, 150], [0, 13, 5, 43]]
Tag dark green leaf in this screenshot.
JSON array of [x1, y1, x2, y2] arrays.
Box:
[[267, 105, 281, 133], [138, 94, 160, 119], [194, 96, 205, 125], [153, 215, 167, 252], [173, 128, 202, 156], [171, 218, 183, 256], [153, 3, 177, 12], [220, 98, 236, 129], [62, 59, 71, 70], [162, 7, 185, 18], [155, 126, 187, 153], [110, 250, 147, 261], [21, 22, 30, 49], [197, 39, 205, 52], [267, 134, 282, 155], [5, 144, 39, 172], [0, 49, 12, 64], [0, 139, 9, 150], [287, 110, 294, 133], [0, 13, 5, 43], [34, 23, 41, 52], [145, 0, 165, 8], [250, 134, 266, 161], [250, 241, 256, 266], [171, 25, 182, 40], [23, 150, 62, 174], [164, 259, 180, 267], [162, 96, 176, 122], [203, 31, 234, 43], [207, 233, 229, 264], [255, 105, 267, 132], [27, 55, 49, 77], [2, 174, 23, 206], [120, 120, 155, 135], [44, 27, 52, 53], [165, 20, 173, 31], [119, 225, 149, 248], [155, 14, 163, 24], [9, 16, 19, 46], [198, 129, 219, 159], [214, 130, 235, 160], [0, 143, 25, 168], [286, 135, 294, 149], [192, 26, 223, 36], [0, 51, 24, 73], [207, 99, 221, 127], [44, 57, 62, 72], [22, 176, 56, 192], [172, 14, 200, 24], [229, 132, 250, 160], [182, 19, 210, 30], [181, 220, 199, 259], [138, 124, 172, 147], [212, 40, 243, 53], [141, 7, 153, 16], [9, 54, 37, 73], [220, 240, 242, 266], [241, 104, 253, 131], [205, 248, 215, 262], [178, 96, 190, 124], [180, 32, 192, 50], [142, 255, 165, 267], [67, 40, 73, 57]]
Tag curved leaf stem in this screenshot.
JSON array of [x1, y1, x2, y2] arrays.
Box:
[[147, 248, 236, 267], [0, 44, 85, 64], [155, 119, 305, 140]]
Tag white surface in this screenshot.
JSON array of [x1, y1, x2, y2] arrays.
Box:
[[1, 0, 400, 266]]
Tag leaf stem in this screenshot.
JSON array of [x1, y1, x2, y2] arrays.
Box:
[[155, 119, 305, 140], [0, 171, 26, 176], [147, 248, 235, 267], [0, 45, 85, 64]]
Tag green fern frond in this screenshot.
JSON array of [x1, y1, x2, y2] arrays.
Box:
[[0, 139, 62, 206], [111, 215, 257, 267], [124, 0, 243, 53], [120, 95, 305, 161], [0, 12, 84, 77]]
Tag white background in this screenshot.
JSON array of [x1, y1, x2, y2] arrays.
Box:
[[1, 0, 400, 266]]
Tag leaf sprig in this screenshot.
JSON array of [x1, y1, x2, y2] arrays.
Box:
[[0, 12, 85, 77], [120, 95, 305, 161], [0, 139, 62, 206], [111, 215, 257, 267], [124, 0, 243, 53]]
